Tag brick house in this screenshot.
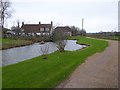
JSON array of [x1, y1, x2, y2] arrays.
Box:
[[21, 21, 53, 36], [54, 26, 72, 36]]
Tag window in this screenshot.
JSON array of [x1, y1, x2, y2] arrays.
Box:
[[45, 28, 49, 31], [40, 28, 44, 31], [21, 29, 24, 31]]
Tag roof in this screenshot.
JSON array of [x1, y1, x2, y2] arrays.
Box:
[[54, 26, 71, 32]]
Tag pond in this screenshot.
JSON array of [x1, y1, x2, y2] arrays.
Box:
[[1, 40, 86, 66]]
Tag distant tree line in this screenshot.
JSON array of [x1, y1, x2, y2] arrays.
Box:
[[86, 31, 120, 41], [70, 26, 86, 36]]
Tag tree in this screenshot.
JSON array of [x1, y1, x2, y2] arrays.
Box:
[[79, 29, 86, 36], [11, 26, 21, 36], [53, 29, 67, 52], [40, 44, 49, 59], [70, 26, 79, 36], [0, 0, 13, 30], [11, 20, 21, 36]]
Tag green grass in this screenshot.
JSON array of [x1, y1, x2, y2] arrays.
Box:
[[2, 36, 108, 88], [102, 36, 120, 41], [0, 38, 33, 50], [87, 35, 120, 41]]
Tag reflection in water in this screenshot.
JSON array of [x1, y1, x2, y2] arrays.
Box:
[[1, 40, 86, 66]]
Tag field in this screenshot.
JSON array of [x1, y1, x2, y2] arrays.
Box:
[[2, 36, 108, 88], [0, 38, 33, 50]]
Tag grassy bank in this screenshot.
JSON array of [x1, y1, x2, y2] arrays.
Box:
[[2, 36, 108, 88], [87, 35, 120, 41], [101, 36, 120, 41], [0, 38, 33, 50]]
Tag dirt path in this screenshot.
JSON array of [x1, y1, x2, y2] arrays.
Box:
[[57, 40, 118, 88]]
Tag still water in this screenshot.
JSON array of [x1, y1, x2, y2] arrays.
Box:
[[1, 40, 86, 66]]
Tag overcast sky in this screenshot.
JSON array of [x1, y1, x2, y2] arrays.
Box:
[[6, 0, 118, 33]]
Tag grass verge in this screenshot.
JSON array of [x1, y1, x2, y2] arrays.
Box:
[[2, 36, 108, 88], [87, 36, 120, 41], [0, 38, 33, 50]]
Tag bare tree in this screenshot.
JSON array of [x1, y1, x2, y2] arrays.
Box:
[[40, 44, 49, 59], [80, 29, 86, 36], [11, 20, 21, 36], [53, 29, 67, 52], [70, 26, 78, 36], [56, 39, 67, 52], [0, 0, 13, 30], [16, 19, 20, 28]]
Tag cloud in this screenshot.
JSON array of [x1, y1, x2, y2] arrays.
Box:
[[11, 0, 118, 3], [8, 0, 118, 32]]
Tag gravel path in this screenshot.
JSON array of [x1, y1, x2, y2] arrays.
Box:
[[57, 40, 118, 88]]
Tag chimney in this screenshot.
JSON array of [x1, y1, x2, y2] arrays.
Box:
[[39, 22, 41, 28], [22, 22, 24, 26], [17, 21, 20, 28], [51, 21, 53, 25]]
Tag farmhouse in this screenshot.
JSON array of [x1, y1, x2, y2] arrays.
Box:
[[21, 21, 53, 36], [54, 26, 72, 36]]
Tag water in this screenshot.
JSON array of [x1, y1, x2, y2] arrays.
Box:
[[1, 40, 86, 66]]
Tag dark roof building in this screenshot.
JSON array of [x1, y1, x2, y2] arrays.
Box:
[[54, 26, 72, 36], [54, 26, 71, 32], [21, 21, 53, 35]]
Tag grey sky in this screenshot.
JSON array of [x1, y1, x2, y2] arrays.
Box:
[[6, 0, 118, 32]]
